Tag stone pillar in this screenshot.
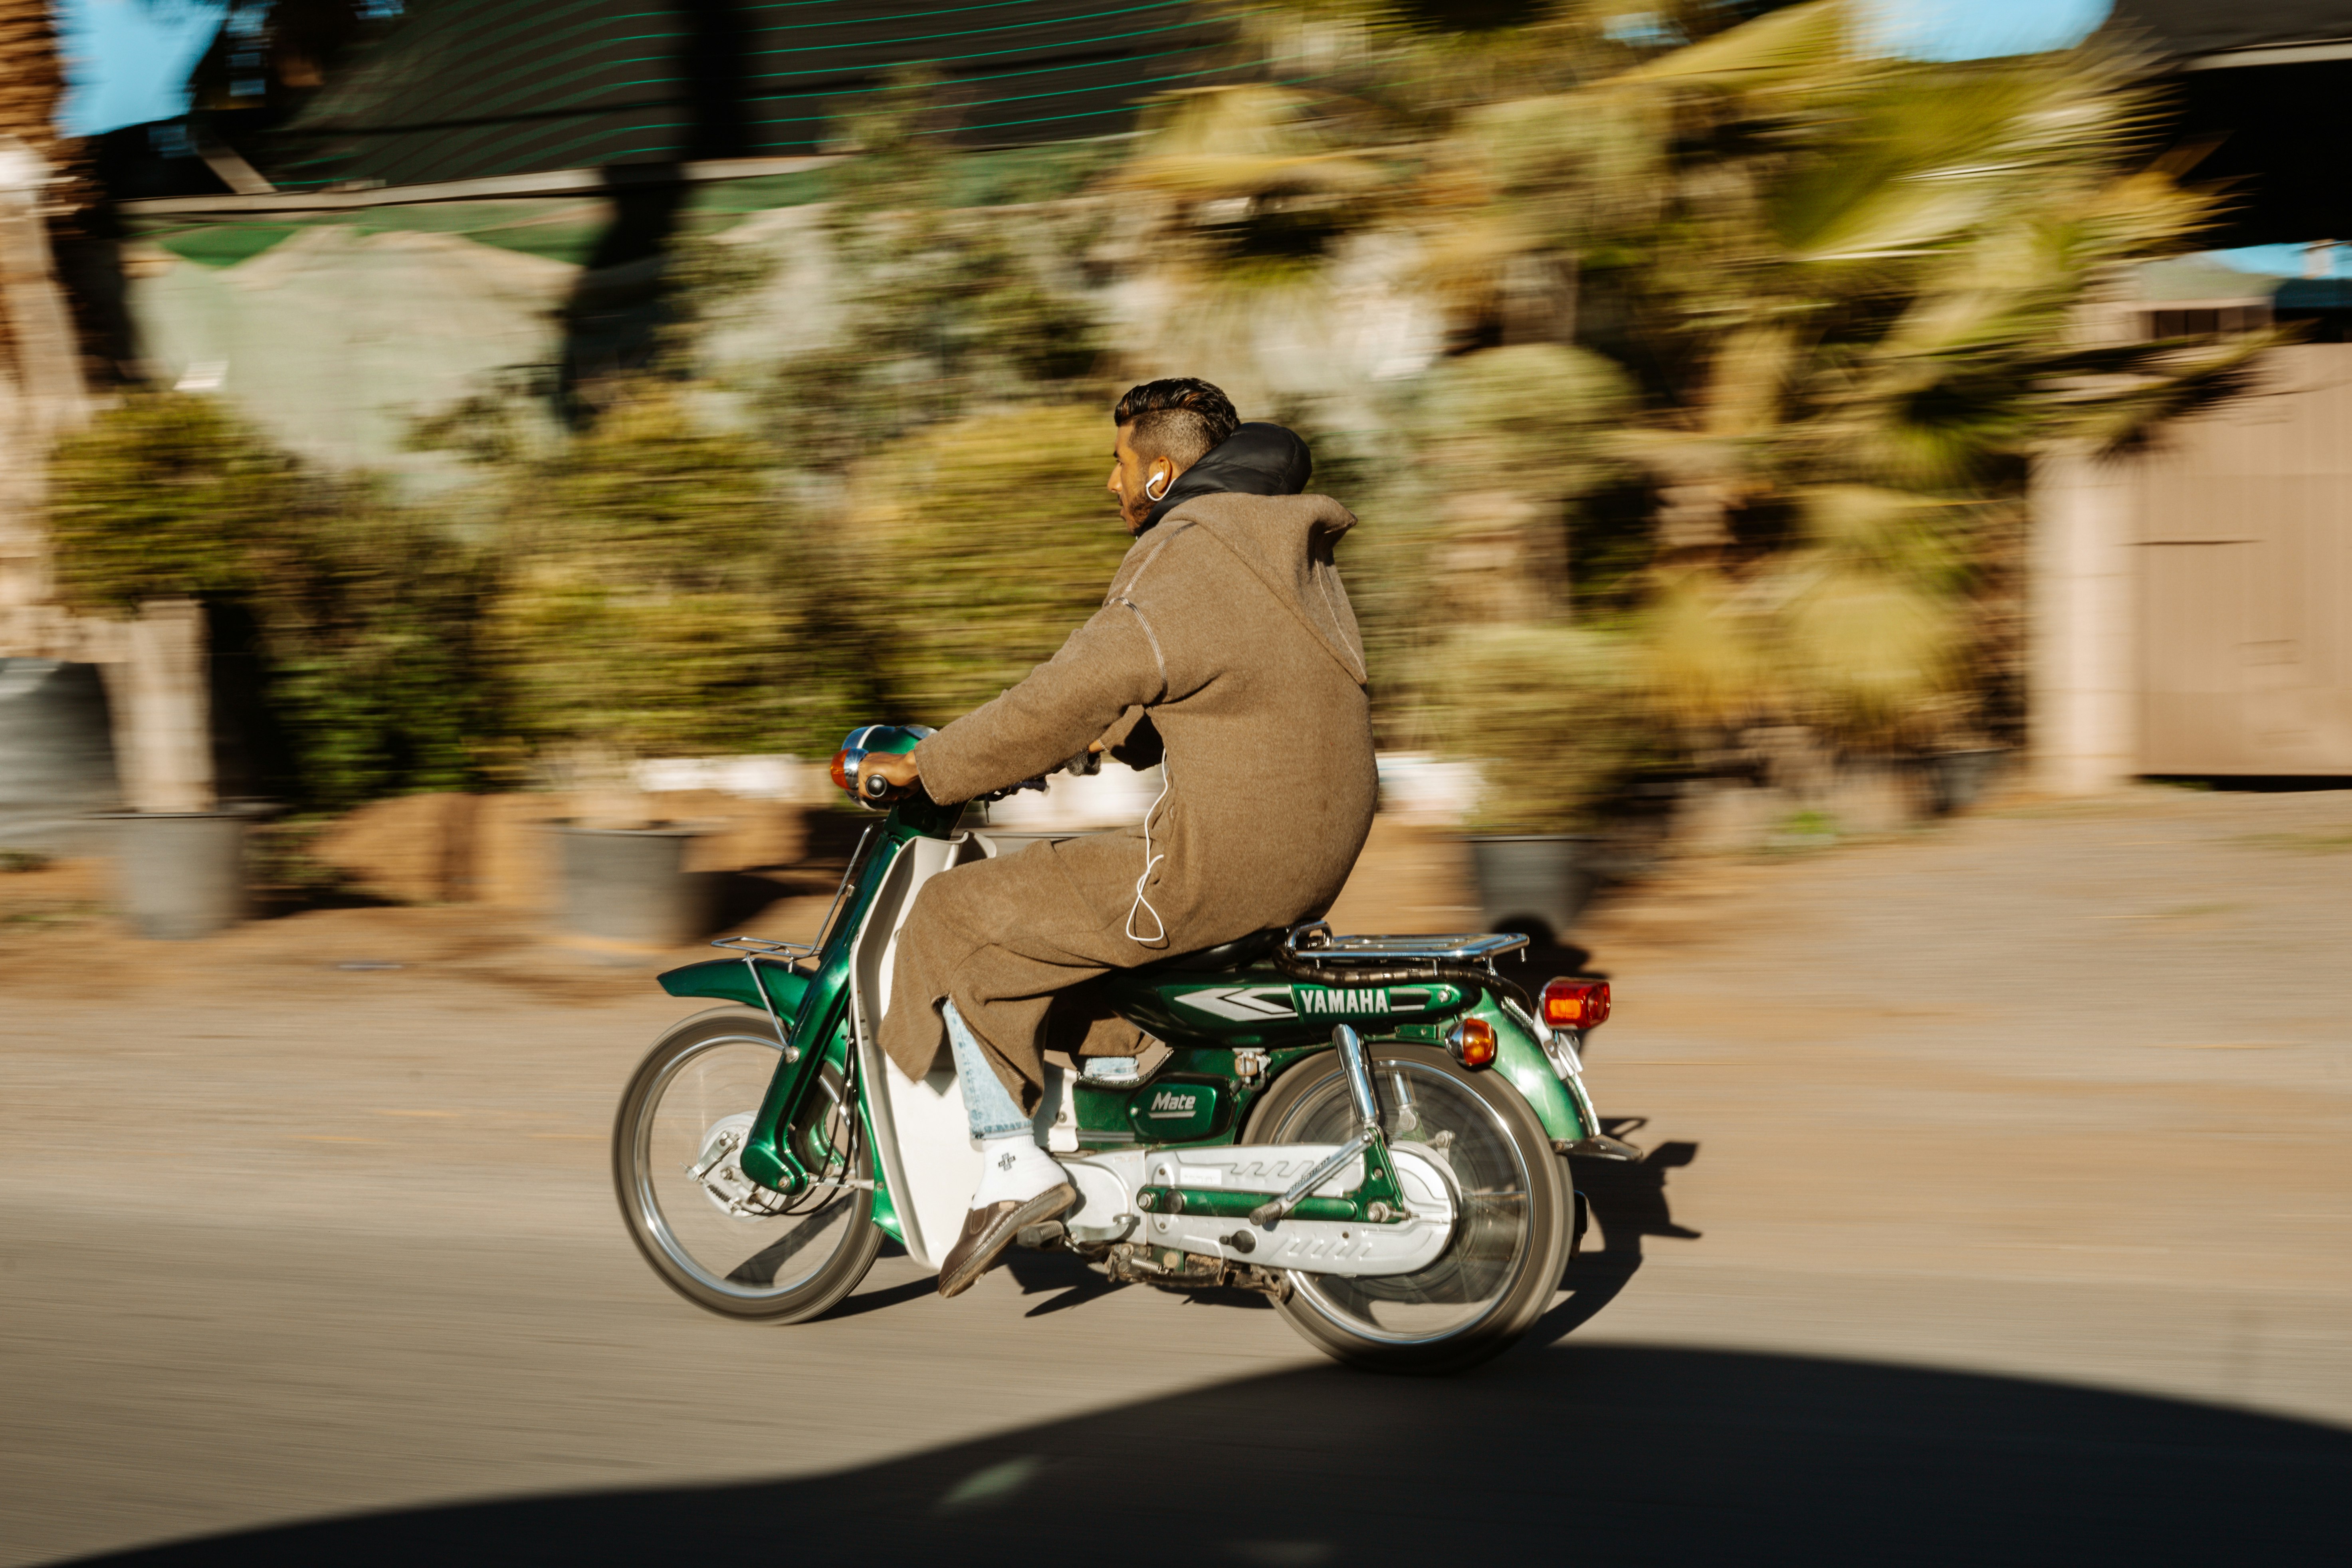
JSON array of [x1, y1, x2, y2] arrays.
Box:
[[107, 600, 213, 813], [0, 143, 215, 813], [2028, 444, 2141, 795]]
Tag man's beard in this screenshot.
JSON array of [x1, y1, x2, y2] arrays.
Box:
[[1118, 487, 1152, 534]]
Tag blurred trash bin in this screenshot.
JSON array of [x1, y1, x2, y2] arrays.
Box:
[[101, 804, 269, 939], [1465, 833, 1602, 942], [549, 822, 713, 949], [1929, 747, 2007, 815], [0, 659, 121, 855]]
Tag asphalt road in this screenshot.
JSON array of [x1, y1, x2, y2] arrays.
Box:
[[3, 787, 2349, 1565]]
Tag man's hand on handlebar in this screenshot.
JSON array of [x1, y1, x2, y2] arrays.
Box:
[[857, 749, 921, 803]]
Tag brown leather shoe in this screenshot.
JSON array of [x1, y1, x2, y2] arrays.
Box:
[[936, 1183, 1076, 1299]]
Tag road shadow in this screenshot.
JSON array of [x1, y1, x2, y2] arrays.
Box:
[[703, 869, 798, 930], [70, 1343, 2349, 1567], [984, 1116, 1698, 1342], [999, 1247, 1277, 1318], [1542, 1130, 1700, 1342]]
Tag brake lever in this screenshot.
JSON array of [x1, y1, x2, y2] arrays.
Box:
[[976, 776, 1051, 803]]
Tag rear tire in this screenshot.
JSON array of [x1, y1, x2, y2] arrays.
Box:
[[614, 1007, 884, 1323], [1245, 1043, 1572, 1374]]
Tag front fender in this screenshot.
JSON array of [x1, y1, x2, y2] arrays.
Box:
[[657, 958, 809, 1037]]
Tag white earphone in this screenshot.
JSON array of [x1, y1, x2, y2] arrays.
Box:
[[1144, 471, 1170, 502]]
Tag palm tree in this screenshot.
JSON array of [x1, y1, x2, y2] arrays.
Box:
[[1175, 1, 2266, 761], [0, 0, 91, 650], [0, 0, 73, 177], [1525, 1, 2265, 750]]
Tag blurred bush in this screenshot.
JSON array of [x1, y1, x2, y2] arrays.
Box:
[[42, 4, 2272, 833], [48, 394, 304, 611], [485, 391, 814, 762], [1435, 623, 1642, 832], [1414, 345, 1633, 505], [755, 68, 1103, 470], [1210, 0, 2265, 784], [844, 405, 1134, 728], [49, 395, 495, 809]]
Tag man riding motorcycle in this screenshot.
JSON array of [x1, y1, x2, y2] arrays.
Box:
[[858, 377, 1379, 1298]]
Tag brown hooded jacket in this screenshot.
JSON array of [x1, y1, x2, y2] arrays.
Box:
[[878, 484, 1378, 1100]]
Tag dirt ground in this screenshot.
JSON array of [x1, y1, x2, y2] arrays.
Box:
[[2, 786, 2348, 1564]]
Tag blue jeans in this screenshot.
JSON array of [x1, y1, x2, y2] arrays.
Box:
[[943, 1000, 1030, 1140]]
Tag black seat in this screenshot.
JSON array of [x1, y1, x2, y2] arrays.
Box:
[[1140, 927, 1284, 972]]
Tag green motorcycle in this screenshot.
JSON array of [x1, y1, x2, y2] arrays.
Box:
[[613, 726, 1639, 1372]]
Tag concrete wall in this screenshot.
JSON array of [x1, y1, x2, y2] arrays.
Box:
[[2031, 343, 2352, 790]]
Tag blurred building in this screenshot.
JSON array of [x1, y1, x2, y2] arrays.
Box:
[[8, 2, 1267, 821], [54, 1, 2352, 791], [2035, 1, 2352, 787], [102, 0, 1252, 479]]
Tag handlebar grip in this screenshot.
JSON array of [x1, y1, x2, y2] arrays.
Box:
[[861, 769, 895, 801]]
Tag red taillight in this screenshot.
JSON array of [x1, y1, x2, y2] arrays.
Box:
[[1446, 1017, 1497, 1069], [830, 749, 856, 793], [1541, 977, 1611, 1031]]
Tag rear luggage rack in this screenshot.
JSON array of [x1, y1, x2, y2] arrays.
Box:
[[1282, 928, 1529, 963], [1275, 923, 1538, 1019]]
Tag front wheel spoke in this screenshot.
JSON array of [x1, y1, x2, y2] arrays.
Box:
[[722, 1196, 849, 1287]]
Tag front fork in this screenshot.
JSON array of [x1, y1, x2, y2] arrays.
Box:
[[735, 969, 844, 1196]]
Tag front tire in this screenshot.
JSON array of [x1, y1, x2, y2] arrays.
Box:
[[1246, 1043, 1572, 1373], [614, 1007, 884, 1322]]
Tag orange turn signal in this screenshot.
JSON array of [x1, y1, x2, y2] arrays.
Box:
[[1541, 977, 1611, 1031], [829, 749, 857, 793], [1446, 1017, 1497, 1069]]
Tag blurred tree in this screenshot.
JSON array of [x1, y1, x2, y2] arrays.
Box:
[[1203, 0, 2267, 766], [1405, 0, 2269, 750], [842, 404, 1136, 729], [1096, 83, 1405, 413], [1436, 621, 1644, 831], [485, 389, 824, 762], [756, 69, 1103, 472], [51, 4, 2259, 821], [48, 394, 495, 808]]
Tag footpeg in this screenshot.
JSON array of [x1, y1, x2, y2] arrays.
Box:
[[1555, 1135, 1644, 1163], [1016, 1220, 1067, 1250], [1080, 1057, 1144, 1088]]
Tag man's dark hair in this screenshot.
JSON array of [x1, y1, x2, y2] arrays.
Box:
[[1114, 378, 1239, 468]]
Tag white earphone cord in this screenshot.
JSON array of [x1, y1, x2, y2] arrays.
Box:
[[1125, 760, 1172, 946]]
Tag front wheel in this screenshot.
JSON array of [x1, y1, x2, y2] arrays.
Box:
[[1245, 1043, 1572, 1373], [614, 1007, 883, 1322]]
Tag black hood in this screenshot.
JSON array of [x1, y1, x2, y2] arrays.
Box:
[[1139, 422, 1314, 534]]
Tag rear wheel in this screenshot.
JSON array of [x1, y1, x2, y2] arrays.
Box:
[[1245, 1043, 1571, 1373], [614, 1007, 883, 1322]]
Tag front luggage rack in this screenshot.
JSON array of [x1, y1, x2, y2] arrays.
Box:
[[710, 935, 817, 965]]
